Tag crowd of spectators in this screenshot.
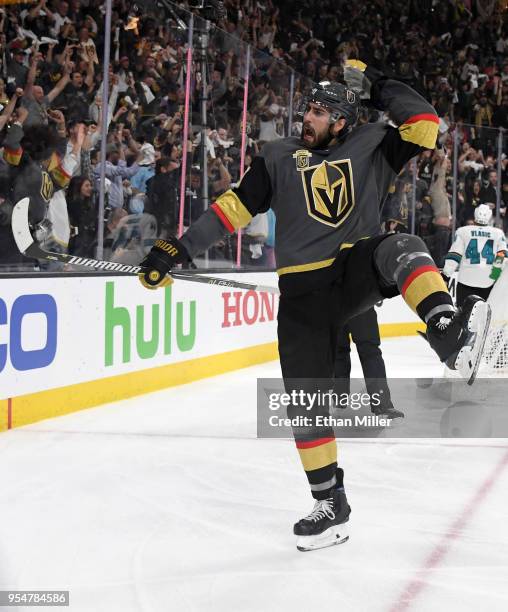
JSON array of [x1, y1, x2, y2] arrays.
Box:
[[0, 0, 507, 272]]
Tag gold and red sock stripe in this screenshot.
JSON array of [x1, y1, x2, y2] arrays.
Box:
[[296, 436, 337, 472], [400, 264, 449, 316], [295, 437, 338, 500]]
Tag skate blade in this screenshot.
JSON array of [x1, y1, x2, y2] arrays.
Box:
[[296, 523, 349, 552], [455, 301, 492, 385]]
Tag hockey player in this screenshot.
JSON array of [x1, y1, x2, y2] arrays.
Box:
[[443, 204, 507, 307], [137, 61, 491, 551]]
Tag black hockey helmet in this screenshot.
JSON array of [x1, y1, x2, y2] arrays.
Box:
[[297, 81, 360, 128]]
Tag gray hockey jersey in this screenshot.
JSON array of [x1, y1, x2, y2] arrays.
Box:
[[180, 65, 439, 295]]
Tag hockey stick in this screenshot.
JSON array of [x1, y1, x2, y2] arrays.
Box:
[[11, 198, 280, 294]]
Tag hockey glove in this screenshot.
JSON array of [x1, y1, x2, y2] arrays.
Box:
[[138, 237, 191, 290], [343, 60, 371, 100], [442, 258, 458, 280], [489, 255, 504, 282]]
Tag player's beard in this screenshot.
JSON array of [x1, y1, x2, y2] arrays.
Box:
[[301, 122, 333, 149]]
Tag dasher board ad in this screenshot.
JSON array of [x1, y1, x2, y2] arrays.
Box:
[[0, 273, 279, 398]]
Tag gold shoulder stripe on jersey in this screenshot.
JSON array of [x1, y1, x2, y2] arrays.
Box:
[[399, 117, 439, 149], [3, 146, 22, 166], [345, 59, 367, 72]]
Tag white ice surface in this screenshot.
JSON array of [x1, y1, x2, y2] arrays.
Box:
[[0, 336, 507, 612]]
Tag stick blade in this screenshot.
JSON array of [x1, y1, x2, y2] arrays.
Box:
[[11, 197, 34, 255]]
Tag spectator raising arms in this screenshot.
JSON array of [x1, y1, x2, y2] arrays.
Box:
[[0, 0, 508, 271]]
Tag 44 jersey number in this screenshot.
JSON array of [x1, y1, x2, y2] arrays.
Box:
[[465, 238, 494, 264]]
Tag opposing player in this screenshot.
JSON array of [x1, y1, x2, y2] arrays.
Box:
[[443, 204, 507, 307], [137, 61, 491, 551]]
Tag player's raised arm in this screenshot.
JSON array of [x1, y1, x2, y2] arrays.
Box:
[[344, 60, 439, 172], [138, 155, 272, 290]]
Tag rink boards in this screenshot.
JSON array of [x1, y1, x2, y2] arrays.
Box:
[[0, 272, 423, 430]]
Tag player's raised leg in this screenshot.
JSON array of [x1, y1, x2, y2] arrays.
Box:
[[374, 234, 491, 383]]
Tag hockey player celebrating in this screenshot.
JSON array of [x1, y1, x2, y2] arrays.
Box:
[[443, 204, 507, 307], [3, 116, 83, 232], [138, 61, 491, 551]]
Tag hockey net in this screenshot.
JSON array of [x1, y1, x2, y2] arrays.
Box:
[[478, 262, 508, 376]]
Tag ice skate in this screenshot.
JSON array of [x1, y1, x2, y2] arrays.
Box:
[[294, 470, 351, 552], [371, 400, 404, 420], [426, 296, 491, 385]]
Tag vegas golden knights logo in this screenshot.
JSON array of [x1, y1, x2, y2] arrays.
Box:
[[292, 149, 312, 170], [300, 159, 355, 227], [40, 171, 54, 202]]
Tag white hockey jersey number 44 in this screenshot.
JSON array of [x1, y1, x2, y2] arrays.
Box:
[[446, 225, 507, 289]]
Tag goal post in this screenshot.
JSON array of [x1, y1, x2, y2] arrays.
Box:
[[479, 261, 508, 376]]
